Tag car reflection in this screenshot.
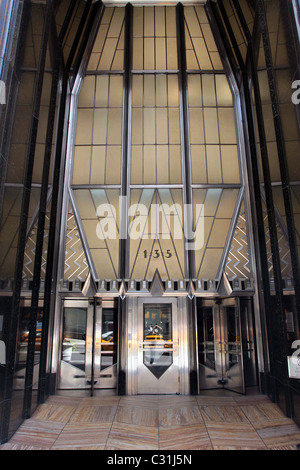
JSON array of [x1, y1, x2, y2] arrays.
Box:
[[144, 333, 172, 348]]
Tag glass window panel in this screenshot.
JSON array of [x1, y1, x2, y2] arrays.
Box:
[[131, 146, 143, 184], [155, 7, 166, 37], [156, 37, 167, 70], [93, 108, 108, 145], [168, 108, 180, 144], [144, 108, 156, 144], [185, 7, 202, 37], [202, 75, 216, 106], [218, 108, 237, 144], [106, 146, 121, 184], [186, 49, 199, 70], [91, 24, 108, 53], [109, 75, 124, 107], [199, 249, 223, 279], [144, 146, 156, 183], [188, 74, 202, 107], [73, 146, 91, 184], [221, 145, 240, 184], [156, 108, 168, 144], [78, 76, 95, 108], [166, 7, 176, 37], [194, 38, 212, 69], [111, 49, 124, 71], [203, 188, 222, 216], [191, 145, 206, 184], [107, 7, 124, 37], [157, 146, 169, 184], [98, 38, 118, 70], [82, 219, 106, 249], [144, 38, 155, 70], [208, 219, 231, 247], [133, 37, 143, 69], [95, 75, 109, 107], [132, 75, 143, 106], [169, 145, 182, 184], [144, 75, 155, 107], [91, 146, 105, 185], [210, 52, 223, 70], [62, 308, 86, 371], [201, 23, 218, 52], [133, 7, 143, 37], [91, 249, 118, 279], [216, 189, 239, 218], [156, 75, 167, 107], [107, 108, 122, 144], [216, 75, 233, 106], [168, 75, 179, 107], [74, 189, 96, 219], [144, 7, 154, 36], [204, 108, 219, 144], [206, 146, 222, 183], [75, 109, 93, 145], [132, 108, 143, 144], [166, 37, 178, 69], [189, 108, 204, 144]]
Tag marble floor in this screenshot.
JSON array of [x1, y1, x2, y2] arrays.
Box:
[[1, 391, 300, 450]]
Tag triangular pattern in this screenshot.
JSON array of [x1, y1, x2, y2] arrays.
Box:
[[129, 189, 185, 280], [225, 201, 251, 280], [262, 201, 293, 280], [64, 204, 89, 282], [23, 202, 51, 280]]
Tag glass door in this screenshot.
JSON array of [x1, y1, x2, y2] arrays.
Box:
[[137, 299, 179, 394], [58, 299, 117, 392], [197, 297, 245, 394]]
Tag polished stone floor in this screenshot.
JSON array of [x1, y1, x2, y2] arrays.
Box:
[[1, 390, 300, 450]]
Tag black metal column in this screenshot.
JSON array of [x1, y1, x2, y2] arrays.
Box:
[[118, 3, 133, 395]]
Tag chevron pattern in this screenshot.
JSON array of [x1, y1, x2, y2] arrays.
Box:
[[63, 206, 89, 281], [262, 203, 293, 280], [225, 202, 251, 280], [23, 210, 50, 280]]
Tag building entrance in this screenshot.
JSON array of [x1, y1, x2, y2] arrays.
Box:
[[58, 299, 118, 392], [137, 298, 180, 394], [197, 297, 256, 394]]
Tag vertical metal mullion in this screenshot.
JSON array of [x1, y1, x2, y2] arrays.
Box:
[[176, 2, 194, 280], [16, 0, 51, 419], [120, 3, 132, 280], [41, 0, 94, 400], [209, 0, 274, 393], [176, 3, 198, 395], [257, 0, 300, 339], [232, 0, 288, 355], [118, 3, 132, 395]]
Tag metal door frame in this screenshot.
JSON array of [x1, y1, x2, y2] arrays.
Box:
[[126, 296, 190, 395], [57, 298, 117, 392], [198, 297, 245, 394]]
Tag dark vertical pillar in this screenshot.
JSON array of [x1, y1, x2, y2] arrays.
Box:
[[118, 3, 133, 395], [176, 3, 198, 394]]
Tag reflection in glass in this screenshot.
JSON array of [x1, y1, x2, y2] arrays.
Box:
[[100, 308, 117, 372], [198, 307, 215, 370], [62, 308, 86, 372], [143, 305, 173, 379]]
